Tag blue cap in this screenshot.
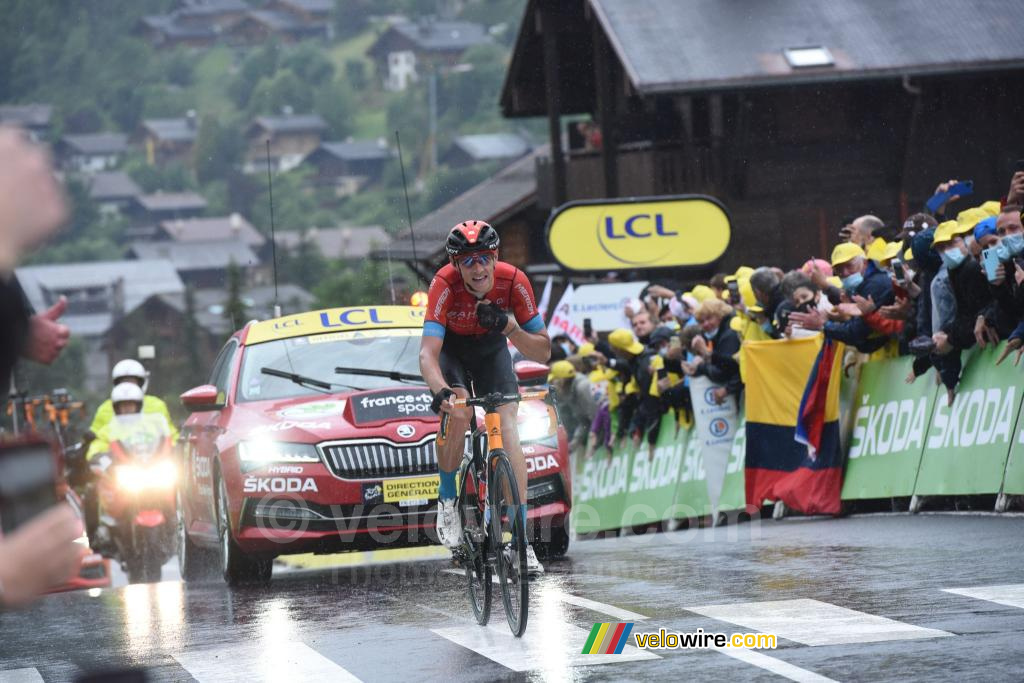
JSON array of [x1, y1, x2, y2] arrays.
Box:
[[974, 216, 998, 241]]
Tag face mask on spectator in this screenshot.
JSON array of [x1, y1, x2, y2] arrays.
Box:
[[657, 345, 669, 358], [842, 272, 864, 291], [702, 326, 718, 339], [760, 321, 773, 334], [995, 241, 1011, 262], [941, 246, 966, 269], [559, 343, 571, 356], [1002, 233, 1024, 256]]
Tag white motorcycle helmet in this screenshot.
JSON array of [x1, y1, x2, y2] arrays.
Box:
[[111, 359, 148, 393], [111, 382, 145, 413]]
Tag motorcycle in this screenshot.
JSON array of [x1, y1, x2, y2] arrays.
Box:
[[91, 413, 176, 583]]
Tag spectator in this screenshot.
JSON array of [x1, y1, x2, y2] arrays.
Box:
[[548, 360, 596, 454], [0, 126, 85, 607], [683, 299, 742, 404], [748, 267, 785, 337], [550, 334, 577, 361], [630, 309, 656, 345], [840, 214, 885, 249], [789, 243, 895, 354]]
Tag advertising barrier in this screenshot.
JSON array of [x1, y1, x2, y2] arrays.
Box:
[[688, 375, 740, 517], [842, 356, 940, 500], [912, 345, 1023, 496], [619, 416, 689, 528]]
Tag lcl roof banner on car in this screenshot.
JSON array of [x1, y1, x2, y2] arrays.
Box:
[[245, 306, 425, 345], [546, 195, 730, 271]]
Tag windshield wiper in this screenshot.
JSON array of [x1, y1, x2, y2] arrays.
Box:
[[261, 367, 363, 392], [334, 366, 425, 385]]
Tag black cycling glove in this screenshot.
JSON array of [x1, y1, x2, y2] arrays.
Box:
[[476, 301, 509, 333], [430, 387, 455, 414]]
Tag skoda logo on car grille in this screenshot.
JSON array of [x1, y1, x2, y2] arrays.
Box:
[[396, 424, 416, 439]]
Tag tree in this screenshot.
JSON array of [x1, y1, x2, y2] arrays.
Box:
[[246, 70, 314, 119], [344, 59, 368, 92], [224, 261, 248, 334], [229, 41, 281, 108], [282, 44, 335, 86], [193, 115, 244, 185], [315, 80, 357, 139]]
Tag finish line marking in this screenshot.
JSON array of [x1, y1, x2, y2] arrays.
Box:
[[0, 669, 44, 683], [433, 621, 659, 672], [687, 598, 952, 646], [715, 648, 839, 683], [441, 569, 649, 620], [943, 584, 1024, 609], [173, 642, 362, 682]]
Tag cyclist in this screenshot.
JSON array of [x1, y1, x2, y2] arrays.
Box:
[[420, 220, 551, 575]]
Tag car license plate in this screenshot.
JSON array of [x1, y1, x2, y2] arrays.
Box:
[[383, 475, 439, 504]]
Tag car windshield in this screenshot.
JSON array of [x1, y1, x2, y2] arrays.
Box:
[[237, 328, 424, 402]]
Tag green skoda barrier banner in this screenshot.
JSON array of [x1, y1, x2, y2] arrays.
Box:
[[999, 418, 1024, 496], [618, 415, 690, 527], [670, 425, 714, 518], [841, 356, 940, 500], [716, 412, 747, 513], [913, 345, 1024, 496], [572, 439, 635, 534]]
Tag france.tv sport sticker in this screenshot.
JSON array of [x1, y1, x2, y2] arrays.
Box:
[[350, 388, 434, 424]]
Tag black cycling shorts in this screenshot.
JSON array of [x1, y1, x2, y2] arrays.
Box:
[[439, 332, 518, 396]]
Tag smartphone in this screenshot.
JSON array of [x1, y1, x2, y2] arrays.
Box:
[[727, 280, 740, 304], [982, 247, 1001, 282], [583, 318, 593, 338], [0, 437, 59, 533], [926, 180, 974, 214], [891, 258, 906, 284], [1015, 159, 1024, 173]]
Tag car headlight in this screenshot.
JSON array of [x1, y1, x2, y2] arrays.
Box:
[[237, 440, 320, 464], [115, 460, 177, 491], [518, 415, 552, 443]]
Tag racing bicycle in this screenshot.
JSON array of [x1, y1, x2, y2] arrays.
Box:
[[438, 388, 549, 637]]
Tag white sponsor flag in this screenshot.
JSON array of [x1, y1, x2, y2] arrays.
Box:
[[546, 284, 587, 346], [536, 275, 553, 322], [688, 375, 739, 519]]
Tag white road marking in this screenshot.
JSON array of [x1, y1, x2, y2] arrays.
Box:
[[433, 621, 659, 672], [548, 591, 650, 621], [943, 584, 1024, 609], [0, 668, 45, 683], [173, 642, 362, 682], [687, 598, 952, 646], [715, 648, 839, 683], [442, 569, 649, 621]]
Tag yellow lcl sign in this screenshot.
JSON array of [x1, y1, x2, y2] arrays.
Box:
[[546, 196, 731, 270]]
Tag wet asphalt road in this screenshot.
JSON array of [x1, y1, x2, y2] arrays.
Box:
[[2, 513, 1023, 682]]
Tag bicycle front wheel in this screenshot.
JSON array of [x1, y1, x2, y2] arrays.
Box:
[[489, 451, 528, 637], [458, 458, 491, 625]]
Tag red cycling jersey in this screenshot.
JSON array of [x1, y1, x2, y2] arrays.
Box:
[[424, 261, 544, 339]]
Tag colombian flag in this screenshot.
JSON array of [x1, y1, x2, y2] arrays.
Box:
[[740, 335, 844, 515], [582, 622, 635, 654]]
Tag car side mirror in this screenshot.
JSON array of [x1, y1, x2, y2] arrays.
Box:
[[514, 360, 550, 386], [180, 384, 224, 412]]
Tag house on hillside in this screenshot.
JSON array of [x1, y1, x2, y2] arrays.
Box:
[[245, 112, 327, 173], [87, 172, 142, 218], [138, 114, 200, 166], [0, 104, 53, 142], [155, 214, 266, 251], [224, 8, 329, 44], [301, 140, 394, 197], [442, 133, 531, 169], [276, 225, 390, 262], [128, 240, 262, 289], [367, 19, 491, 92], [501, 0, 1024, 274], [57, 133, 129, 174], [129, 192, 208, 233], [137, 0, 248, 47], [15, 260, 185, 392]]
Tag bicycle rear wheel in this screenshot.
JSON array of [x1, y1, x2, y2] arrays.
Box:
[[457, 457, 491, 625], [489, 451, 528, 637]]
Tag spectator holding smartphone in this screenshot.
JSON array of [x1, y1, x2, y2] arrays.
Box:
[[0, 126, 86, 608]]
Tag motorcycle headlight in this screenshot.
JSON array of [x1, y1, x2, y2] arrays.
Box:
[[115, 461, 177, 491], [237, 440, 320, 464]]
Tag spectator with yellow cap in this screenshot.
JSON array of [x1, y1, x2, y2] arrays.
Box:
[[548, 360, 597, 454], [748, 267, 785, 337], [789, 241, 895, 353], [607, 327, 645, 449]]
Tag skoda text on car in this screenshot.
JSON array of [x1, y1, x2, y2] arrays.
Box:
[[177, 305, 571, 584]]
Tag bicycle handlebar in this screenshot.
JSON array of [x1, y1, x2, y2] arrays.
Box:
[[450, 389, 548, 410]]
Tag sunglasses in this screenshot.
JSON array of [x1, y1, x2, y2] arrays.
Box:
[[458, 252, 494, 268]]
